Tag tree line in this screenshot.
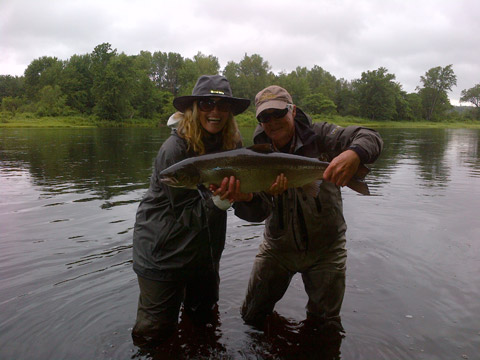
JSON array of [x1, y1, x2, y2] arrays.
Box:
[[1, 42, 479, 123]]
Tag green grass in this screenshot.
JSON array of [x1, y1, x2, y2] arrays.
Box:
[[1, 112, 479, 129], [311, 114, 480, 129], [0, 112, 162, 128], [0, 113, 95, 128]]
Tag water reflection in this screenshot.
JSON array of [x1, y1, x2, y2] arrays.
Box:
[[132, 310, 343, 360], [243, 313, 343, 359], [133, 307, 228, 360], [0, 128, 171, 200], [1, 128, 479, 194]]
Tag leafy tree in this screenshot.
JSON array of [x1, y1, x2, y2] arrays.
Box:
[[60, 54, 94, 113], [460, 84, 480, 119], [91, 44, 136, 121], [149, 51, 165, 87], [24, 56, 63, 100], [393, 89, 408, 121], [404, 93, 423, 121], [333, 79, 358, 116], [276, 67, 310, 107], [131, 75, 156, 119], [162, 52, 184, 96], [418, 65, 457, 121], [91, 43, 117, 69], [177, 59, 200, 96], [193, 52, 220, 75], [135, 51, 154, 74], [460, 84, 480, 107], [302, 93, 337, 115], [1, 96, 24, 114], [306, 65, 337, 101], [36, 85, 69, 116], [418, 87, 452, 121], [179, 52, 220, 96], [353, 67, 399, 121], [130, 53, 157, 118], [7, 44, 472, 124], [0, 75, 24, 101], [223, 61, 240, 91], [392, 85, 424, 121], [224, 54, 272, 101], [130, 61, 166, 119], [151, 51, 184, 95]]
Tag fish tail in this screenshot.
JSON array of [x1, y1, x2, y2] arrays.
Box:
[[346, 177, 370, 195], [355, 164, 370, 179]]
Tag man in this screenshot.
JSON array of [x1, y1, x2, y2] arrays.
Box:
[[230, 85, 383, 335]]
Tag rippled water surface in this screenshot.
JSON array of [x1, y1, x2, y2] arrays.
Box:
[[1, 127, 479, 359]]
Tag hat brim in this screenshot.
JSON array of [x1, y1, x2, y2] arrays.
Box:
[[256, 100, 289, 118], [173, 95, 250, 115]]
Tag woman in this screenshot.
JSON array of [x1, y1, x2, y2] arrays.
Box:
[[131, 75, 250, 344]]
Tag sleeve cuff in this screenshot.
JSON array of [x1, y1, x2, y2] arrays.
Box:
[[348, 145, 369, 164], [212, 195, 232, 211]]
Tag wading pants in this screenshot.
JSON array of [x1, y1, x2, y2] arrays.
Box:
[[241, 243, 346, 330], [132, 266, 220, 344]]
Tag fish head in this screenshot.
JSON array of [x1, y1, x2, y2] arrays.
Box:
[[159, 163, 201, 189]]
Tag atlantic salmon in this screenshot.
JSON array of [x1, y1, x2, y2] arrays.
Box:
[[159, 145, 370, 195]]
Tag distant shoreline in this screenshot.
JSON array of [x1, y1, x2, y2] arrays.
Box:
[[1, 113, 480, 129]]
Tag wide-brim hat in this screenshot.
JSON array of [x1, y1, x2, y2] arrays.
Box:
[[173, 75, 250, 115]]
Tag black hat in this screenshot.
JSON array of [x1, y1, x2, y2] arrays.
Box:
[[173, 75, 250, 115]]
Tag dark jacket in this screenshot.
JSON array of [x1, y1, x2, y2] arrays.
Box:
[[132, 131, 231, 281], [234, 109, 383, 269]]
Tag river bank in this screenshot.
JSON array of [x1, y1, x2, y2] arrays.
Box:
[[1, 112, 480, 129]]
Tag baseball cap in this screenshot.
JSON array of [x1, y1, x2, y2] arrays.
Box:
[[254, 85, 293, 117]]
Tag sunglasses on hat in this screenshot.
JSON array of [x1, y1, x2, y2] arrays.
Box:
[[197, 98, 232, 112], [257, 107, 289, 124]]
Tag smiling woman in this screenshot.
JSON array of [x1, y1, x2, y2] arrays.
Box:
[[131, 75, 250, 345], [196, 97, 232, 134]]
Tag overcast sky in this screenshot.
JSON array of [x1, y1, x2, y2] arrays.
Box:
[[1, 0, 479, 105]]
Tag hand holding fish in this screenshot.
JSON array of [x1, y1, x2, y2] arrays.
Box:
[[265, 173, 288, 196], [210, 176, 254, 203], [210, 173, 288, 202], [323, 150, 361, 187]]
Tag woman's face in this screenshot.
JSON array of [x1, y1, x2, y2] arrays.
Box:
[[197, 97, 232, 134]]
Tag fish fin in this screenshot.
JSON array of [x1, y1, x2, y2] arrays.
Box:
[[197, 184, 212, 200], [302, 181, 322, 198], [346, 178, 370, 195], [317, 153, 330, 162], [247, 144, 275, 154]]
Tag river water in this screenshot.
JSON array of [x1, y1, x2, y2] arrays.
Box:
[[1, 127, 479, 359]]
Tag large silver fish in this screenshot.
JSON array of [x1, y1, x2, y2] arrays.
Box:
[[159, 145, 370, 195]]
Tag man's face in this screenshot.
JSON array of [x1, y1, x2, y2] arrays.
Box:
[[259, 105, 296, 149]]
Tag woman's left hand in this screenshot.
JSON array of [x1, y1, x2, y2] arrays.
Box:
[[210, 176, 253, 202]]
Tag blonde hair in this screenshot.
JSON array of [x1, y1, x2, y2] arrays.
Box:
[[177, 101, 241, 155]]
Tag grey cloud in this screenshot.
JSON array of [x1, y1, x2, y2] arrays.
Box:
[[1, 0, 479, 103]]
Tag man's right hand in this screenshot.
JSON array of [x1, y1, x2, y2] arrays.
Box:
[[266, 173, 288, 196]]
